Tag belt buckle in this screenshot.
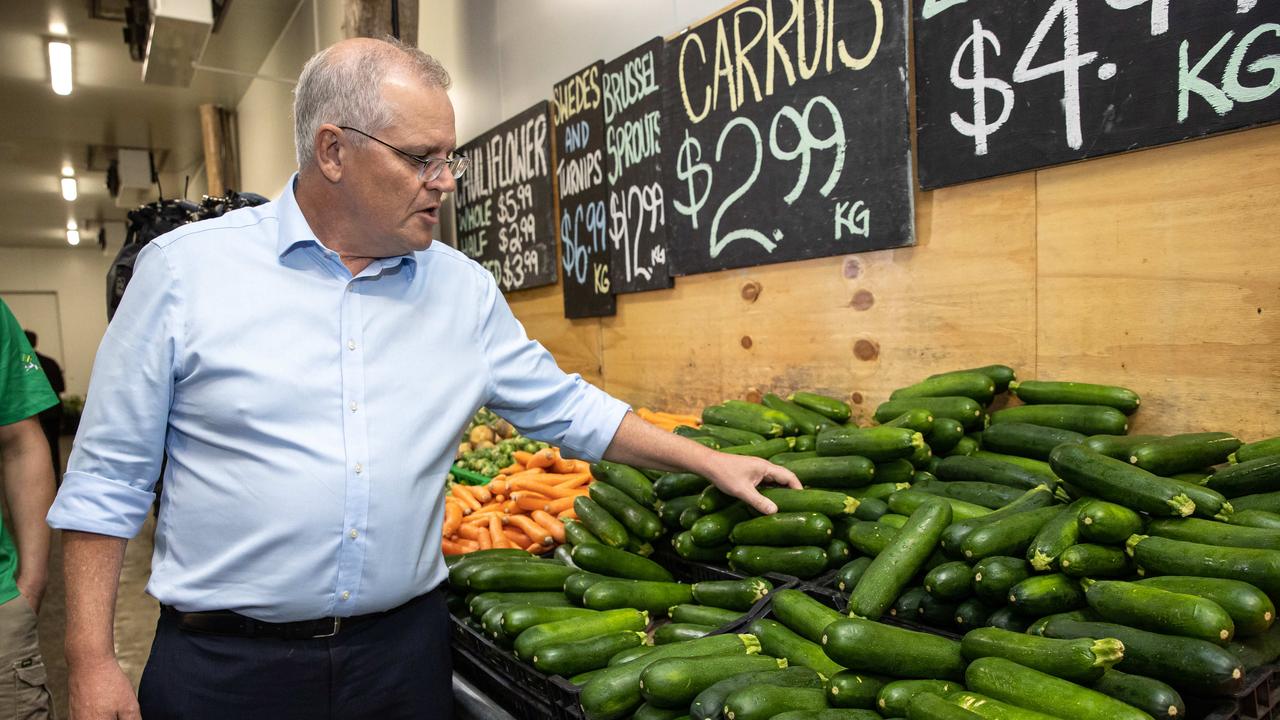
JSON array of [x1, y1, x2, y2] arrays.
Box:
[[312, 617, 341, 639]]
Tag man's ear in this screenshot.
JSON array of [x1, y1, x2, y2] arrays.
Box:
[[314, 124, 345, 182]]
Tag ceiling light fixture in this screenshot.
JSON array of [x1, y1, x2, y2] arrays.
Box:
[[61, 176, 78, 201], [48, 40, 73, 96], [67, 229, 81, 245], [62, 165, 74, 177]]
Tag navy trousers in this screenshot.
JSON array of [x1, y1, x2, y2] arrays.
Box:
[[138, 587, 453, 719]]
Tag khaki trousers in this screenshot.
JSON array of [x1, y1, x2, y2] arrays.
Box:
[[0, 596, 53, 720]]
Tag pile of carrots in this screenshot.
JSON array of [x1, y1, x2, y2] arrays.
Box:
[[442, 446, 593, 556], [636, 407, 702, 432]]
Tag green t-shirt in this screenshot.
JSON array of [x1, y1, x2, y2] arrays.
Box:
[[0, 299, 58, 605]]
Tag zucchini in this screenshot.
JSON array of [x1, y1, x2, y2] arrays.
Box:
[[918, 592, 959, 628], [927, 418, 968, 455], [690, 666, 823, 720], [924, 562, 975, 602], [883, 408, 938, 434], [747, 617, 844, 678], [672, 531, 731, 562], [1059, 544, 1129, 578], [1026, 610, 1100, 637], [1230, 508, 1280, 529], [772, 451, 820, 466], [837, 557, 874, 593], [827, 671, 888, 710], [936, 456, 1049, 493], [1088, 670, 1184, 720], [1134, 576, 1273, 637], [817, 426, 924, 463], [728, 545, 828, 579], [723, 684, 828, 720], [1084, 434, 1163, 460], [565, 572, 611, 604], [631, 704, 686, 720], [949, 692, 1061, 720], [1049, 445, 1195, 517], [760, 487, 860, 516], [1231, 490, 1280, 513], [719, 437, 792, 459], [1007, 574, 1085, 616], [565, 518, 605, 547], [960, 626, 1124, 683], [1127, 533, 1280, 599], [773, 710, 882, 720], [827, 538, 852, 568], [446, 547, 532, 572], [592, 460, 659, 507], [929, 365, 1016, 393], [793, 434, 817, 452], [891, 586, 930, 620], [651, 622, 715, 645], [655, 472, 710, 500], [703, 404, 784, 438], [583, 580, 694, 615], [970, 451, 1062, 485], [846, 521, 899, 556], [514, 608, 648, 661], [790, 391, 853, 423], [731, 512, 834, 546], [465, 561, 579, 592], [913, 479, 1025, 509], [893, 372, 995, 405], [1009, 381, 1141, 415], [906, 692, 984, 720], [878, 512, 909, 528], [764, 393, 837, 435], [961, 506, 1063, 562], [1235, 436, 1280, 465], [692, 577, 772, 611], [579, 633, 760, 720], [690, 503, 756, 547], [945, 436, 981, 457], [965, 657, 1149, 720], [571, 668, 609, 687], [669, 604, 744, 627], [889, 489, 991, 522], [991, 405, 1128, 436], [467, 591, 570, 619], [878, 680, 966, 716], [1076, 500, 1144, 544], [572, 543, 675, 582], [723, 400, 799, 435], [639, 653, 785, 709], [1026, 502, 1084, 571], [940, 486, 1057, 557], [772, 589, 844, 643], [875, 397, 985, 430], [499, 605, 599, 637], [1128, 432, 1241, 476], [1147, 517, 1280, 551], [781, 455, 878, 488], [848, 501, 953, 619], [609, 644, 655, 667], [851, 481, 912, 500], [954, 599, 993, 633], [1039, 617, 1244, 696], [822, 617, 967, 680], [449, 554, 542, 588], [590, 481, 664, 541], [698, 485, 736, 513], [532, 630, 647, 677], [984, 606, 1030, 632], [575, 496, 632, 547], [657, 495, 701, 529], [877, 459, 918, 485], [1207, 455, 1280, 498], [981, 422, 1086, 461], [700, 423, 768, 446]]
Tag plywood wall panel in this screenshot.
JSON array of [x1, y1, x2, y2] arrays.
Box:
[[506, 282, 604, 388], [1036, 125, 1280, 438]]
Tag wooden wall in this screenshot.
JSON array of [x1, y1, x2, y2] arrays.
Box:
[[506, 123, 1280, 439]]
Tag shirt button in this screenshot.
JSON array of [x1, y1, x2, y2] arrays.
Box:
[[349, 529, 359, 539], [354, 463, 363, 474], [349, 401, 358, 412], [341, 591, 351, 601], [347, 340, 356, 351]]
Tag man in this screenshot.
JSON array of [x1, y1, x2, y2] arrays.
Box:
[[23, 331, 65, 485], [49, 38, 799, 719], [0, 301, 59, 720]]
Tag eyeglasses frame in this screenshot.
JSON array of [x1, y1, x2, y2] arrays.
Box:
[[336, 125, 469, 181]]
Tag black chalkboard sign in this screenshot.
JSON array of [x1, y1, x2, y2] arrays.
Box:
[[915, 0, 1280, 189], [454, 102, 557, 291], [662, 0, 914, 276], [603, 38, 673, 294], [554, 61, 617, 318]]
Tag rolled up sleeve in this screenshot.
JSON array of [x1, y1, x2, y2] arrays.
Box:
[[477, 278, 629, 462], [48, 243, 182, 538]]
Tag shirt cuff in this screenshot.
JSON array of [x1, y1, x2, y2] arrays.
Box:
[[558, 387, 631, 463], [46, 471, 157, 539]]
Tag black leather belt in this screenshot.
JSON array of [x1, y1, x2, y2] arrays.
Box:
[[162, 588, 436, 640]]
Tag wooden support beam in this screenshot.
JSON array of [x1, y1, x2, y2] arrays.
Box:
[[199, 103, 226, 197], [344, 0, 418, 46]]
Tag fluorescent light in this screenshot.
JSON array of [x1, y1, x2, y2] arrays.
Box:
[[49, 20, 67, 36], [61, 165, 74, 177], [61, 176, 77, 201], [48, 40, 72, 96], [66, 229, 80, 245]]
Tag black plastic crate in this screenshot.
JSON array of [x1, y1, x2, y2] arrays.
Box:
[[452, 642, 581, 720], [449, 611, 585, 720], [1196, 665, 1280, 720]]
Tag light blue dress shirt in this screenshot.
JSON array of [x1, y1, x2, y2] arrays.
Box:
[[48, 176, 629, 622]]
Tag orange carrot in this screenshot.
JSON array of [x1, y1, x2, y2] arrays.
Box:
[[514, 492, 551, 513], [531, 510, 566, 544], [526, 448, 558, 470], [556, 507, 578, 520], [488, 479, 509, 496], [512, 450, 536, 466], [552, 456, 578, 474], [573, 459, 592, 474], [489, 516, 513, 549], [505, 467, 547, 482], [545, 496, 578, 515], [442, 538, 477, 555], [508, 515, 553, 546], [450, 484, 481, 513], [498, 463, 523, 476], [457, 523, 484, 542], [443, 502, 463, 536], [467, 484, 493, 503], [523, 542, 545, 554], [460, 511, 504, 526], [503, 527, 532, 547], [476, 527, 493, 550]]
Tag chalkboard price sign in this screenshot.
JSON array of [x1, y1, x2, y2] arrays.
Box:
[[915, 0, 1280, 189], [555, 61, 617, 318], [662, 0, 914, 276], [454, 102, 557, 291], [603, 38, 673, 294]]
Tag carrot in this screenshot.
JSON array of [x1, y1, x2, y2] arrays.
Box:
[[512, 451, 536, 466], [476, 527, 493, 550], [503, 527, 532, 547], [488, 479, 509, 496], [489, 516, 513, 549], [467, 484, 493, 503], [524, 542, 546, 554], [546, 472, 592, 488], [526, 448, 558, 470], [443, 502, 463, 536], [450, 484, 481, 513], [508, 515, 553, 546], [512, 479, 591, 500], [502, 499, 519, 514], [573, 460, 592, 474], [545, 496, 578, 515], [513, 492, 551, 513], [442, 538, 474, 555], [531, 510, 566, 544], [457, 523, 484, 542], [460, 511, 504, 526], [498, 463, 523, 476], [556, 507, 578, 520], [552, 456, 578, 474]]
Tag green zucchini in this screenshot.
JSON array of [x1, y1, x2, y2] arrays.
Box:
[[575, 496, 632, 547], [1128, 432, 1241, 476], [692, 577, 772, 611], [698, 485, 736, 513], [822, 617, 967, 680], [1039, 617, 1244, 696], [961, 506, 1063, 562], [723, 400, 800, 435], [772, 451, 821, 466], [571, 668, 609, 687], [774, 709, 883, 720], [953, 599, 993, 633], [991, 405, 1128, 436], [669, 604, 744, 627], [793, 434, 817, 452], [1230, 508, 1280, 529], [893, 372, 996, 405], [564, 518, 605, 547], [1133, 576, 1273, 637], [875, 397, 985, 430], [747, 617, 844, 678], [984, 607, 1030, 633], [970, 452, 1062, 485], [479, 603, 529, 642], [672, 531, 731, 562], [827, 538, 852, 568], [467, 590, 572, 619], [883, 408, 938, 434], [657, 495, 701, 529], [781, 455, 878, 488], [514, 608, 648, 661], [690, 503, 756, 547], [572, 543, 675, 582], [929, 365, 1016, 393], [499, 605, 599, 637], [837, 557, 874, 593], [465, 561, 579, 592], [731, 512, 833, 546], [890, 489, 991, 522], [960, 626, 1123, 683], [1009, 381, 1140, 415], [927, 418, 968, 455], [1231, 490, 1280, 513], [729, 545, 829, 579], [1229, 620, 1280, 668], [906, 692, 984, 720], [565, 572, 611, 604], [1007, 574, 1085, 616], [583, 580, 694, 615], [879, 680, 966, 716], [981, 422, 1086, 461], [848, 501, 953, 619], [891, 587, 931, 620], [760, 487, 860, 516], [827, 671, 888, 710], [703, 404, 784, 438], [945, 436, 981, 457], [532, 630, 647, 677], [965, 657, 1149, 720], [818, 426, 924, 463], [579, 633, 760, 720], [790, 391, 853, 423], [1148, 517, 1280, 550], [690, 666, 822, 720], [1027, 502, 1084, 571], [1060, 544, 1129, 578], [936, 455, 1049, 493], [631, 703, 687, 720], [446, 547, 533, 573], [655, 472, 710, 500], [590, 482, 664, 541], [592, 460, 659, 507], [851, 481, 912, 500], [949, 692, 1061, 720], [1127, 533, 1280, 599], [1076, 499, 1144, 544], [1025, 610, 1100, 637], [940, 486, 1057, 557], [1049, 445, 1195, 517], [1235, 436, 1280, 465], [925, 562, 975, 602], [652, 622, 715, 645], [772, 589, 844, 642], [764, 393, 838, 435], [719, 437, 793, 459], [639, 653, 785, 709], [846, 521, 899, 557], [724, 684, 828, 720], [917, 592, 960, 628], [699, 423, 768, 446], [609, 644, 656, 667], [1084, 434, 1163, 460], [877, 460, 918, 486], [449, 553, 543, 588], [1088, 670, 1184, 720], [912, 479, 1024, 509], [1207, 455, 1280, 498]]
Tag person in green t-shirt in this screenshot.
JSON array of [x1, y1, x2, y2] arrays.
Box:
[[0, 298, 58, 718]]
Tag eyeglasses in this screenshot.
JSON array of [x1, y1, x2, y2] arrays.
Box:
[[338, 126, 469, 182]]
